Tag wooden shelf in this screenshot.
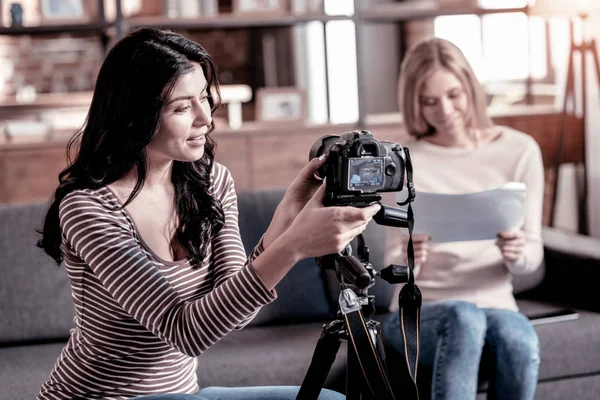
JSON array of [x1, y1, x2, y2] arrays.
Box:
[[0, 21, 112, 36], [0, 92, 93, 110], [126, 13, 351, 30], [0, 7, 530, 36], [360, 5, 528, 22]]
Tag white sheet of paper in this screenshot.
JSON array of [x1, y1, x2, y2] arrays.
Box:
[[398, 182, 526, 243]]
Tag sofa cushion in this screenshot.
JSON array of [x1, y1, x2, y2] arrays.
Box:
[[0, 203, 74, 343], [236, 190, 332, 326], [528, 228, 600, 312], [0, 342, 64, 400], [0, 324, 347, 400], [196, 322, 346, 392], [516, 300, 600, 381]]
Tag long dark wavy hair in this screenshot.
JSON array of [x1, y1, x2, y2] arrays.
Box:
[[37, 28, 225, 268]]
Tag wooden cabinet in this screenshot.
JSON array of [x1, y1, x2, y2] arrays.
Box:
[[0, 142, 67, 204], [0, 110, 582, 206]]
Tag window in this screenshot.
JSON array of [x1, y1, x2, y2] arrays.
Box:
[[434, 0, 549, 83], [434, 0, 572, 107], [301, 0, 358, 124]]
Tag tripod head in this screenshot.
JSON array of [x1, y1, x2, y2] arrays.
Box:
[[317, 232, 413, 287], [316, 231, 414, 323]]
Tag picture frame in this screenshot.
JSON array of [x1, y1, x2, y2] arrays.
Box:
[[232, 0, 285, 15], [39, 0, 85, 21], [255, 87, 306, 123]]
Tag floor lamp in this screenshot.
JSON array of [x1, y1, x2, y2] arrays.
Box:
[[531, 0, 600, 235]]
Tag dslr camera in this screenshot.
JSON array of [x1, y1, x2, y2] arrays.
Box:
[[309, 130, 411, 214]]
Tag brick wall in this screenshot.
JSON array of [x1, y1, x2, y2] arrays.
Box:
[[0, 35, 103, 100]]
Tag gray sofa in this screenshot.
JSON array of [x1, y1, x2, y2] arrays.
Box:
[[2, 189, 600, 400]]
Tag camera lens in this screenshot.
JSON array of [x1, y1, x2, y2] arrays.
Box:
[[309, 135, 339, 160], [309, 135, 340, 179]]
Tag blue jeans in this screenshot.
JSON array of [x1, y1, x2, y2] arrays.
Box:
[[134, 386, 345, 400], [383, 300, 540, 400]]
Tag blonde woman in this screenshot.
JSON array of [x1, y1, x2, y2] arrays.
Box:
[[383, 38, 543, 399]]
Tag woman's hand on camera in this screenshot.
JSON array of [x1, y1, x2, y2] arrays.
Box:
[[252, 181, 379, 290], [280, 182, 381, 261], [496, 230, 525, 262], [262, 155, 327, 249]]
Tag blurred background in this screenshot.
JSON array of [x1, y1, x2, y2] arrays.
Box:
[[0, 0, 598, 239]]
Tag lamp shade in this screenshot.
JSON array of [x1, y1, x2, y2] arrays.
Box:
[[529, 0, 597, 16]]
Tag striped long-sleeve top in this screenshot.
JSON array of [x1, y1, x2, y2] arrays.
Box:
[[38, 163, 277, 400]]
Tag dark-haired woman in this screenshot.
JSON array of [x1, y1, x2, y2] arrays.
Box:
[[36, 28, 378, 400]]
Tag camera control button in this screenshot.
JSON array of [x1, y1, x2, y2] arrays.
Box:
[[385, 164, 397, 176]]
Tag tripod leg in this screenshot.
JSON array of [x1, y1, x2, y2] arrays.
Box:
[[346, 345, 372, 400], [296, 322, 344, 400], [372, 321, 394, 392], [346, 320, 397, 400]]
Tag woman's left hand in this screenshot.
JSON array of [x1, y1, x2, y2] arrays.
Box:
[[262, 155, 328, 249], [496, 230, 525, 262], [281, 155, 328, 217]]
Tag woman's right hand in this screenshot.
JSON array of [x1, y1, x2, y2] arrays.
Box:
[[281, 181, 381, 261], [401, 233, 431, 268]]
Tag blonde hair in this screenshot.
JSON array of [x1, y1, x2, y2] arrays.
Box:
[[398, 37, 492, 138]]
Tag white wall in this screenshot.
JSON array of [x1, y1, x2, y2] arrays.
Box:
[[358, 0, 402, 115], [586, 15, 600, 238]]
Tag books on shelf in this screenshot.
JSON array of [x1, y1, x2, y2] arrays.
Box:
[[437, 0, 479, 9], [3, 120, 51, 142], [370, 0, 439, 14], [165, 0, 219, 18], [291, 0, 324, 14]]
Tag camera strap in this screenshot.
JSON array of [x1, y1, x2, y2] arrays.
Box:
[[396, 147, 416, 208], [396, 147, 422, 397], [340, 289, 396, 400], [342, 147, 421, 399]]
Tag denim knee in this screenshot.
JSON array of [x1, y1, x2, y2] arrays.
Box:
[[439, 300, 487, 343], [383, 311, 402, 351], [487, 312, 540, 367]]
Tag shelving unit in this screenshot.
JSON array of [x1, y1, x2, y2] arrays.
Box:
[[0, 21, 111, 36], [0, 0, 535, 127], [0, 0, 112, 53], [0, 92, 92, 109], [0, 6, 529, 33], [359, 4, 528, 21], [125, 13, 350, 30]]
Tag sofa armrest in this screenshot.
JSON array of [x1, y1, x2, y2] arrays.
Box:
[[517, 227, 600, 312]]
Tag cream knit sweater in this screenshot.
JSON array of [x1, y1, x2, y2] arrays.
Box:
[[386, 126, 544, 311]]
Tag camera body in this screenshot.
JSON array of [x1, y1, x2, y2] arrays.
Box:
[[310, 130, 407, 207]]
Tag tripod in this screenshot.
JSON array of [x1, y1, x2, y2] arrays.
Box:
[[549, 12, 600, 234], [296, 235, 421, 400], [297, 143, 420, 399]]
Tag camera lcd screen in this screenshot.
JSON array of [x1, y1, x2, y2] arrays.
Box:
[[348, 157, 384, 190]]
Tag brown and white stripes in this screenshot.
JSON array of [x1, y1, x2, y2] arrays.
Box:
[[38, 163, 276, 400]]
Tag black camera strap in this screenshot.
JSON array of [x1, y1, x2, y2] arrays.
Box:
[[339, 289, 396, 400], [341, 147, 421, 399], [396, 147, 422, 397]]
